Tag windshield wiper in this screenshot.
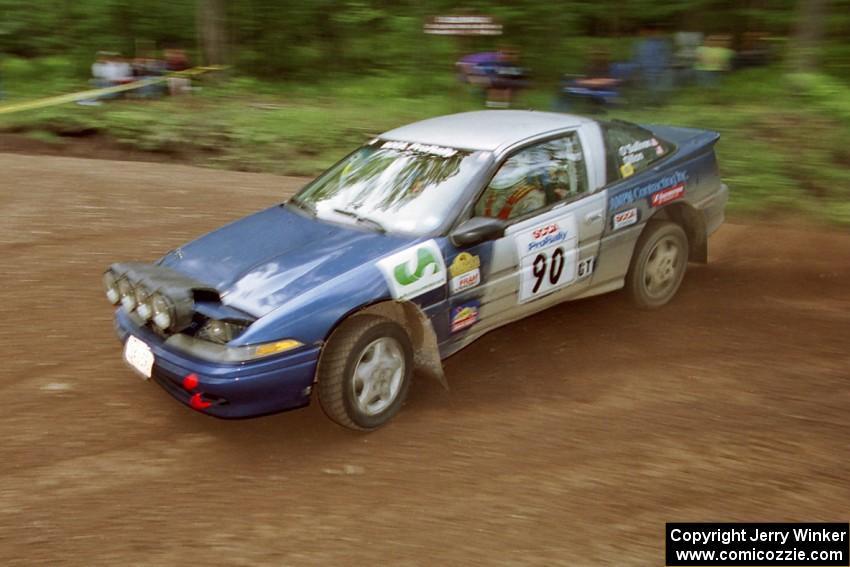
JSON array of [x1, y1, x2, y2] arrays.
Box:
[[332, 207, 387, 233], [288, 197, 316, 217]]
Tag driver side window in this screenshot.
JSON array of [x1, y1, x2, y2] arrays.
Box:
[[475, 132, 588, 221]]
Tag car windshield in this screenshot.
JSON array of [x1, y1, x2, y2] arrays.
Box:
[[291, 140, 492, 235]]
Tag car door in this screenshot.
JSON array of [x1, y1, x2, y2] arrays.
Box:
[[443, 128, 607, 345]]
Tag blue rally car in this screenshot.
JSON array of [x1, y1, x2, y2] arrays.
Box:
[[105, 111, 728, 430]]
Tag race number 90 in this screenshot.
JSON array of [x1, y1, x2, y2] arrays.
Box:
[[531, 248, 565, 293]]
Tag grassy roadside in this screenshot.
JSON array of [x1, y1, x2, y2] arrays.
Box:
[[2, 58, 849, 225]]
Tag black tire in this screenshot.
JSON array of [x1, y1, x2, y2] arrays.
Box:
[[625, 221, 689, 310], [316, 315, 413, 431]]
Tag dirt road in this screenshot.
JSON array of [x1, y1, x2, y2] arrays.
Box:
[[1, 153, 848, 565]]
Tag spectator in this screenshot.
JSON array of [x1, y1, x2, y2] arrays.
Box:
[[695, 34, 735, 87], [484, 48, 529, 109], [556, 48, 624, 112], [164, 48, 191, 96], [634, 24, 673, 105], [78, 51, 123, 105], [132, 56, 166, 98], [673, 31, 703, 86]]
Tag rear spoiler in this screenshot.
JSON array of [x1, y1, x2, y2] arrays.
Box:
[[643, 124, 720, 152]]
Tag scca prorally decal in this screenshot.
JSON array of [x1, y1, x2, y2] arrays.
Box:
[[609, 170, 688, 210], [377, 240, 446, 300], [612, 207, 638, 230]]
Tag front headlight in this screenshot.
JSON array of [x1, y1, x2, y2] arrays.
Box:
[[118, 278, 136, 312], [165, 335, 304, 363], [135, 285, 153, 321], [103, 270, 120, 305], [196, 319, 248, 344], [151, 293, 175, 331]]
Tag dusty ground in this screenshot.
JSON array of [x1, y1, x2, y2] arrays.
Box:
[[0, 153, 848, 566]]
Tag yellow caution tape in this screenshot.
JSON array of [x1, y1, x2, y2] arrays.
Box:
[[0, 65, 228, 115]]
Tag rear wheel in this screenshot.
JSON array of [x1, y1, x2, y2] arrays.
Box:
[[626, 221, 689, 309], [317, 315, 413, 430]]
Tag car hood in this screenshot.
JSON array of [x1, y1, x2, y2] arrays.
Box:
[[159, 205, 415, 317]]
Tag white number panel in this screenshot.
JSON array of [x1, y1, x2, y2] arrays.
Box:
[[514, 212, 578, 303]]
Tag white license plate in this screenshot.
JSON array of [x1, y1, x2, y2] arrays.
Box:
[[124, 335, 154, 379]]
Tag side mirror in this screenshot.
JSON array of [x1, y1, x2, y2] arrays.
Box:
[[450, 217, 506, 247]]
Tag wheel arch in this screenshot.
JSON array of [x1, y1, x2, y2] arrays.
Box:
[[647, 202, 707, 263], [319, 300, 447, 389]]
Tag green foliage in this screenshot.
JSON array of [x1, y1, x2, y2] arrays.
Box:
[[0, 0, 830, 83], [3, 58, 849, 225]]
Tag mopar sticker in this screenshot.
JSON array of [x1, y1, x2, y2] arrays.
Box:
[[377, 240, 446, 300], [450, 301, 480, 333], [449, 252, 481, 294], [515, 212, 578, 304], [609, 170, 688, 210], [612, 207, 638, 230]]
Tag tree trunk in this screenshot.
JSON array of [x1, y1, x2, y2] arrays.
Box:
[[197, 0, 227, 66], [792, 0, 827, 71]]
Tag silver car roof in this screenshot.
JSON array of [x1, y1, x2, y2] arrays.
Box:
[[379, 110, 593, 153]]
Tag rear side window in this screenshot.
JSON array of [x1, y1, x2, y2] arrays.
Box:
[[602, 122, 673, 181]]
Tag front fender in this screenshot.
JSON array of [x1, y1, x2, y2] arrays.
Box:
[[230, 262, 392, 348]]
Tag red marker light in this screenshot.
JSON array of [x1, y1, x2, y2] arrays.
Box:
[[189, 393, 211, 410], [183, 373, 199, 391]]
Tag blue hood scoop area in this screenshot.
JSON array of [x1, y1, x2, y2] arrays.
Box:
[[159, 205, 412, 316]]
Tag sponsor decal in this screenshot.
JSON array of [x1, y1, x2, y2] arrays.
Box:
[[380, 140, 457, 158], [609, 169, 688, 210], [449, 252, 481, 293], [612, 207, 638, 230], [651, 183, 685, 207], [515, 213, 578, 303], [577, 256, 596, 279], [377, 240, 447, 300], [450, 301, 480, 333], [619, 163, 635, 178]]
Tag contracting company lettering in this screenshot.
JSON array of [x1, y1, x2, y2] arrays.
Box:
[[609, 170, 688, 210]]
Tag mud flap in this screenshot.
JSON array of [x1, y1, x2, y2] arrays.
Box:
[[414, 319, 449, 391]]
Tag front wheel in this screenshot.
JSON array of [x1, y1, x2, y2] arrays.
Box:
[[625, 221, 689, 309], [317, 315, 413, 430]]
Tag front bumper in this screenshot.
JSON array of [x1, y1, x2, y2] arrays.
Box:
[[114, 310, 319, 418]]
